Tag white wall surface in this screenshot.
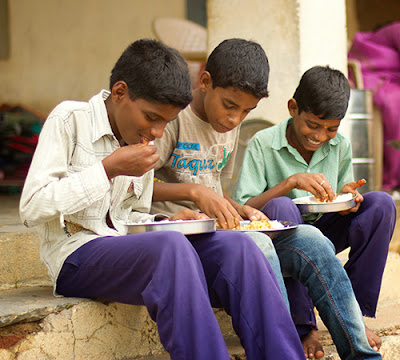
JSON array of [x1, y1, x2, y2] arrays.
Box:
[[208, 0, 348, 124], [0, 0, 185, 114]]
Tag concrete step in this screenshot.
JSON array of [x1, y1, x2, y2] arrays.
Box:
[[0, 286, 239, 360], [0, 195, 50, 290], [0, 285, 399, 359], [1, 194, 400, 359], [2, 195, 400, 290]]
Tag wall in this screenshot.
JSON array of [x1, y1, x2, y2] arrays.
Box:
[[346, 0, 399, 43], [0, 0, 185, 115], [207, 0, 347, 125]]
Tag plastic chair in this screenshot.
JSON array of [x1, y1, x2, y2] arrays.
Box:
[[152, 17, 207, 87], [221, 118, 274, 197]]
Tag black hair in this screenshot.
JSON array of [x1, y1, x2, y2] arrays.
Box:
[[110, 39, 193, 108], [205, 38, 269, 98], [293, 65, 351, 120]]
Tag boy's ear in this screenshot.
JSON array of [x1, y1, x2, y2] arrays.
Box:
[[198, 71, 212, 92], [111, 81, 129, 103], [288, 98, 298, 117]]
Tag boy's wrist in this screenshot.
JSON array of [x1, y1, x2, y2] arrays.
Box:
[[188, 183, 202, 202], [286, 175, 297, 190]]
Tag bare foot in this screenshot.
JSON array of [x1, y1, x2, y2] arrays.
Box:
[[366, 325, 381, 352], [300, 328, 324, 359]]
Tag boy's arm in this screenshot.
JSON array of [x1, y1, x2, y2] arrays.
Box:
[[244, 177, 298, 210], [233, 135, 336, 209], [20, 115, 110, 227], [21, 113, 159, 227]]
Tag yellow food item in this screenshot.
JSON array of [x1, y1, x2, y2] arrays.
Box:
[[240, 220, 274, 230]]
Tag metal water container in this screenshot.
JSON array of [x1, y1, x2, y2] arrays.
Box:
[[346, 89, 382, 193]]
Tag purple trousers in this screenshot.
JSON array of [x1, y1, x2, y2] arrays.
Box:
[[262, 191, 396, 334], [56, 230, 305, 360]]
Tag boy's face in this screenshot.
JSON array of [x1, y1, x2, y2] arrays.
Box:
[[200, 73, 260, 133], [287, 98, 341, 153], [108, 82, 182, 145]]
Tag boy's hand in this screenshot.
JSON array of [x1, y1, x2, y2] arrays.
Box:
[[290, 173, 335, 202], [238, 205, 269, 222], [339, 179, 366, 215], [169, 209, 209, 221], [192, 186, 242, 229], [102, 144, 159, 179]]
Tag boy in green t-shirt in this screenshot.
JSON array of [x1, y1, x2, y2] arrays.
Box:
[[233, 65, 396, 357], [152, 41, 382, 360]]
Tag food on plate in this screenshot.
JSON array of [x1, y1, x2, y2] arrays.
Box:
[[300, 192, 354, 204], [240, 220, 285, 230]]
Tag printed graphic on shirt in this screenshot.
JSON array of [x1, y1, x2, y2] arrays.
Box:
[[169, 142, 233, 181], [176, 141, 200, 151]]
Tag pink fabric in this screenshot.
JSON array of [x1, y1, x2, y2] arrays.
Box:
[[348, 22, 400, 190]]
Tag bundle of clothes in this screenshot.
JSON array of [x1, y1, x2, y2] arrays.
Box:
[[348, 21, 400, 191], [0, 104, 44, 184]]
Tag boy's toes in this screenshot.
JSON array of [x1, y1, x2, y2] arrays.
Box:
[[301, 329, 324, 359], [366, 325, 381, 351]]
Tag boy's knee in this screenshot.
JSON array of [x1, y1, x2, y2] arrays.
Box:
[[363, 191, 396, 218], [264, 196, 295, 209], [292, 225, 336, 256]]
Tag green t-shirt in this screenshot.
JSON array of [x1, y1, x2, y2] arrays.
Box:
[[232, 117, 354, 222]]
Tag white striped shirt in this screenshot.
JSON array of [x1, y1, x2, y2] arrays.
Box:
[[20, 90, 157, 291]]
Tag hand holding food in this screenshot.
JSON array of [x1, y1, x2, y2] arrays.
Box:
[[169, 209, 209, 221], [102, 143, 159, 179], [289, 172, 335, 202], [237, 204, 269, 222], [192, 185, 242, 230]]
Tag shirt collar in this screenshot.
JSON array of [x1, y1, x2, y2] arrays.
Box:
[[89, 90, 114, 143], [272, 117, 291, 150], [272, 117, 341, 151]]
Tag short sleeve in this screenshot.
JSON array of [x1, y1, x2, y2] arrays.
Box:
[[232, 135, 268, 205]]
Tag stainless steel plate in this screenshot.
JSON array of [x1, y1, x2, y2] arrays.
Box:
[[218, 220, 298, 233], [127, 218, 216, 235], [293, 194, 357, 213]]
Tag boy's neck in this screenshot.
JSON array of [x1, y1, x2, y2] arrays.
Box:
[[104, 96, 121, 142], [190, 88, 209, 123]]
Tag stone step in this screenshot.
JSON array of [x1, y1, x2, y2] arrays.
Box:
[[1, 194, 400, 359], [0, 285, 399, 360], [0, 286, 239, 360], [2, 195, 399, 290], [1, 195, 400, 288], [0, 195, 51, 290], [0, 231, 50, 290]]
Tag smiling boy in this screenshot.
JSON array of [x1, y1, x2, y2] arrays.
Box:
[[232, 65, 396, 358]]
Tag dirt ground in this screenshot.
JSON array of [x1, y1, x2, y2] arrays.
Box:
[[0, 322, 41, 349]]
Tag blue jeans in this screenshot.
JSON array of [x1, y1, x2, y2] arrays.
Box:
[[263, 192, 395, 321], [253, 224, 381, 360], [245, 231, 289, 310]]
